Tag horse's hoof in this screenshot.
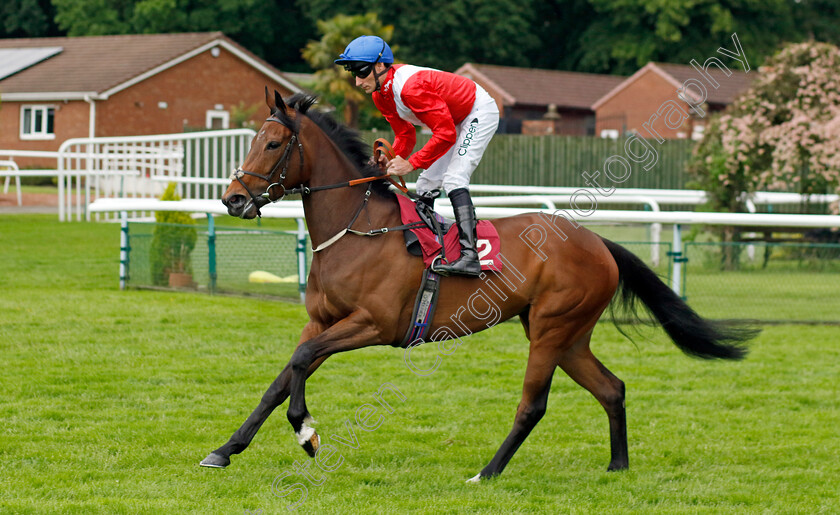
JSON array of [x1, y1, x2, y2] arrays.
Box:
[[607, 461, 629, 471], [301, 431, 320, 458], [466, 473, 482, 483], [296, 419, 320, 458], [200, 453, 230, 468]]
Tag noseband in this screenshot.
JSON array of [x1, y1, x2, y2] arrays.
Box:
[[230, 116, 304, 217]]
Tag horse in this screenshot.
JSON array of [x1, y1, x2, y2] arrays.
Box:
[[204, 90, 757, 481]]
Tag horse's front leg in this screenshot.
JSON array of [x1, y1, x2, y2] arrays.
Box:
[[286, 310, 381, 457], [200, 322, 326, 468]]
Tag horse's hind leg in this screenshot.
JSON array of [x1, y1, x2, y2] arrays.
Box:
[[471, 337, 559, 481], [557, 335, 628, 471]]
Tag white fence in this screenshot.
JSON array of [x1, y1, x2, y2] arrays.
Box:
[[1, 160, 23, 205], [0, 128, 256, 221], [1, 151, 68, 207], [59, 129, 255, 221]]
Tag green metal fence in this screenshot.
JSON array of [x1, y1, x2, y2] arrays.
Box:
[[124, 221, 309, 301], [359, 131, 695, 189]]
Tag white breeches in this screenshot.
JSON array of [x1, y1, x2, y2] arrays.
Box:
[[414, 86, 499, 196]]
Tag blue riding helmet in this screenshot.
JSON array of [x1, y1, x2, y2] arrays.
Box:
[[334, 35, 394, 65]]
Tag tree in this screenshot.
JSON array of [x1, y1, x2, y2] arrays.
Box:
[[530, 0, 598, 71], [296, 0, 540, 71], [296, 0, 369, 25], [688, 41, 840, 264], [302, 13, 394, 128], [691, 41, 840, 201], [576, 0, 801, 74], [52, 0, 132, 36], [794, 0, 840, 47], [0, 0, 61, 38], [383, 0, 540, 70], [43, 0, 840, 78], [51, 0, 309, 70]]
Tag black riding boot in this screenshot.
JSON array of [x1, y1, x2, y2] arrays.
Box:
[[432, 188, 481, 277]]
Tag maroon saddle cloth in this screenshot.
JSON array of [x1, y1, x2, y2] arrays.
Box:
[[396, 194, 503, 271]]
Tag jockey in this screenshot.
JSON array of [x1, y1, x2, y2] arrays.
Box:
[[335, 35, 499, 278]]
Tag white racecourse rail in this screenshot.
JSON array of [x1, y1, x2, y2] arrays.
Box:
[[125, 178, 839, 266], [88, 196, 840, 296]]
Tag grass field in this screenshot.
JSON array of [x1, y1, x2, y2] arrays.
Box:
[[1, 184, 58, 195], [1, 215, 839, 514]]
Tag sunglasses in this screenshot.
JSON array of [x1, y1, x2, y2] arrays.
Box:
[[344, 63, 374, 79], [344, 41, 386, 79]]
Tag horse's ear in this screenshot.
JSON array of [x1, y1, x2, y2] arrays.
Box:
[[274, 90, 286, 112], [265, 86, 276, 113]]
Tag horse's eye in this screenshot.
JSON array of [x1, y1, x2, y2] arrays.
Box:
[[266, 141, 281, 151]]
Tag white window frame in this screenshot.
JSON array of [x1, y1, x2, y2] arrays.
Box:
[[205, 110, 230, 130], [599, 129, 619, 140], [20, 105, 56, 140]]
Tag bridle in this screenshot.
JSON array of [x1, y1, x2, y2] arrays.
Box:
[[230, 115, 304, 218]]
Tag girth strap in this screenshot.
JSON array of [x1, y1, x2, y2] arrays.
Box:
[[400, 268, 443, 347]]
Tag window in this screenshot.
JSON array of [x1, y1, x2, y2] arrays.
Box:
[[205, 110, 229, 130], [20, 105, 55, 140]]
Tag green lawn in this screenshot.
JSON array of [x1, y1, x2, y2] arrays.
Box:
[[2, 184, 58, 195], [1, 215, 838, 514]]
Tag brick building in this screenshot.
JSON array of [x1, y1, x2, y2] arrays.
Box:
[[592, 62, 755, 140], [454, 63, 626, 135], [0, 32, 300, 166]]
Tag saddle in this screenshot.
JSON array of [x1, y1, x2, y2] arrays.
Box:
[[373, 139, 502, 347]]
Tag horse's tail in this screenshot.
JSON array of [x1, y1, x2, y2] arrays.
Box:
[[601, 237, 757, 360]]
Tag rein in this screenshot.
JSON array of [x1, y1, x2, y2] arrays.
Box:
[[285, 137, 408, 197], [308, 140, 416, 252], [310, 184, 425, 253], [232, 125, 418, 251], [285, 173, 409, 197]]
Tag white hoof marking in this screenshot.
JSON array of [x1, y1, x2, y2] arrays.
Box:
[[466, 473, 482, 483], [296, 421, 316, 446]]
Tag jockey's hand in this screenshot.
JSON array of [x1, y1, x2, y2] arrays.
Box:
[[376, 153, 389, 172], [386, 156, 415, 176], [368, 153, 390, 172]]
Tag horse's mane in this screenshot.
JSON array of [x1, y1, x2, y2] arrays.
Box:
[[275, 93, 395, 199]]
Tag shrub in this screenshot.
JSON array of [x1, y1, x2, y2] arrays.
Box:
[[150, 183, 197, 286]]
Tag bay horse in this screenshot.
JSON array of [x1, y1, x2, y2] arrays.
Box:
[[205, 91, 756, 480]]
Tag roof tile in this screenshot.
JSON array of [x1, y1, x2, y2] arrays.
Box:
[[0, 32, 225, 94], [654, 62, 755, 105], [460, 63, 626, 110]]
